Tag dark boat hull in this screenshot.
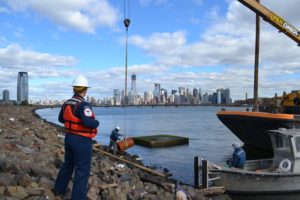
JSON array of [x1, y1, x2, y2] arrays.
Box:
[[217, 111, 300, 151]]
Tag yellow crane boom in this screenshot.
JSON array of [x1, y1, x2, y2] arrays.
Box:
[[238, 0, 300, 45]]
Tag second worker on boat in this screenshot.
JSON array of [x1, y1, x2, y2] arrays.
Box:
[[227, 142, 246, 169]]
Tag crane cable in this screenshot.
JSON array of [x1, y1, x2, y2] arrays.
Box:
[[123, 0, 130, 141]]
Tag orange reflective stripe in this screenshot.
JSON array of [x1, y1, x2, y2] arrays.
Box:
[[217, 111, 295, 120]]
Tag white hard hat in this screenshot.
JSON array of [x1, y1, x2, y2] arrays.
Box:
[[232, 142, 241, 149], [72, 75, 89, 87], [115, 126, 120, 131]]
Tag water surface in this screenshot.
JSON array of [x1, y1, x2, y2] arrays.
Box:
[[36, 106, 244, 185]]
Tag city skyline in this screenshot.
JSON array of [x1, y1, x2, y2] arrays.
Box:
[[0, 1, 300, 101], [0, 71, 289, 106], [1, 73, 232, 106]]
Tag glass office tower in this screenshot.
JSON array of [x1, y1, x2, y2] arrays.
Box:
[[17, 72, 28, 102], [3, 90, 9, 102]]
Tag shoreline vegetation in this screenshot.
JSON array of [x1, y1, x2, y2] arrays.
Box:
[[0, 105, 228, 200]]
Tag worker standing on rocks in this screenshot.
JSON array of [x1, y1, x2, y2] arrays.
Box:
[[54, 75, 100, 200], [109, 126, 122, 155]]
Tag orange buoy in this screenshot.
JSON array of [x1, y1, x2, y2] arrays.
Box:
[[117, 137, 135, 152]]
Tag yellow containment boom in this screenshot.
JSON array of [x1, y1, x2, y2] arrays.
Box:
[[238, 0, 300, 45]]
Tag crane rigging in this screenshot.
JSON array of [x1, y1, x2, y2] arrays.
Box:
[[117, 0, 135, 152], [123, 0, 130, 109], [123, 0, 130, 139]]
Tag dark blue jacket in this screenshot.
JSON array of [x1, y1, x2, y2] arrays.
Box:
[[58, 94, 99, 129], [110, 129, 121, 141], [231, 147, 246, 168]]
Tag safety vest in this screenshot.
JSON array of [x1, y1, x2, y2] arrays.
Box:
[[63, 97, 97, 138]]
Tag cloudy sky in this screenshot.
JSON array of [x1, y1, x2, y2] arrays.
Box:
[[0, 0, 300, 101]]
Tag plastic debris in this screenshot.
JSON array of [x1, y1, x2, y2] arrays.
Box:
[[9, 118, 15, 122], [57, 134, 65, 139], [117, 164, 125, 168]]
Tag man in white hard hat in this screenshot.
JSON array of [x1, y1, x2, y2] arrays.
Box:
[[227, 142, 246, 169], [109, 126, 122, 155], [54, 75, 100, 200]]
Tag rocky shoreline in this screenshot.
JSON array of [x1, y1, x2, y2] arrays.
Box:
[[0, 105, 229, 200]]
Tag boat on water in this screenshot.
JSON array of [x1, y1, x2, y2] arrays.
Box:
[[217, 111, 300, 151], [206, 128, 300, 194]]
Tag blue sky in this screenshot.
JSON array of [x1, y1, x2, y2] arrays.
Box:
[[0, 0, 300, 101]]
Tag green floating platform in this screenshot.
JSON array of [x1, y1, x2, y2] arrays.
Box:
[[133, 134, 189, 148]]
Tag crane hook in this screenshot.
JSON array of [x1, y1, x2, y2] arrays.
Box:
[[124, 18, 131, 30]]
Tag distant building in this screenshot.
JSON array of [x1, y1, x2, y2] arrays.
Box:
[[225, 88, 231, 104], [212, 92, 217, 104], [216, 88, 231, 104], [193, 88, 198, 97], [202, 93, 210, 104], [17, 72, 28, 102], [178, 87, 185, 96], [130, 74, 137, 104], [3, 90, 9, 102], [113, 89, 121, 106], [217, 90, 222, 105], [104, 97, 114, 106], [154, 83, 161, 103], [144, 91, 153, 104], [86, 95, 91, 103], [131, 74, 137, 96]]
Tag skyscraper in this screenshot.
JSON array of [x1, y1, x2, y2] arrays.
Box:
[[144, 91, 153, 104], [225, 88, 231, 104], [17, 72, 28, 102], [216, 88, 231, 104], [154, 83, 161, 103], [217, 90, 222, 104], [3, 90, 9, 102], [113, 89, 121, 106], [130, 74, 137, 104], [131, 74, 137, 96], [178, 87, 185, 96]]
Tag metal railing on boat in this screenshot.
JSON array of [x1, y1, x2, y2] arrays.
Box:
[[194, 156, 223, 189]]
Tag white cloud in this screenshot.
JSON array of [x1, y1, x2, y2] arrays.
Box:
[[129, 31, 186, 57], [2, 0, 119, 33], [2, 0, 300, 101], [126, 0, 300, 100], [0, 43, 79, 100], [0, 44, 76, 69]]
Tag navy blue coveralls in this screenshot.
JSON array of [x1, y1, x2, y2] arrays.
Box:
[[110, 129, 121, 142], [230, 147, 246, 168], [54, 94, 99, 200], [109, 129, 122, 154]]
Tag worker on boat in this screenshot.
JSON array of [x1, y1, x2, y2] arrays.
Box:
[[227, 142, 246, 169], [109, 126, 122, 155], [54, 75, 100, 200]]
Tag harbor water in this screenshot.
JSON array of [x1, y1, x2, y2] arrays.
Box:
[[36, 106, 244, 185]]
